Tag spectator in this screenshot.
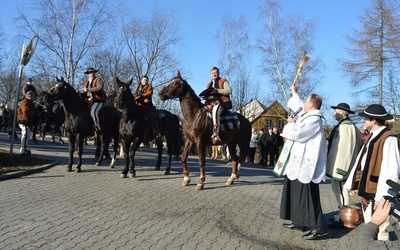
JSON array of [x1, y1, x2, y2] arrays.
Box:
[[258, 128, 267, 165], [326, 103, 362, 228], [270, 127, 281, 167], [345, 104, 400, 241], [360, 127, 370, 143], [248, 127, 259, 165], [0, 102, 4, 131], [354, 199, 398, 249], [17, 91, 38, 154]]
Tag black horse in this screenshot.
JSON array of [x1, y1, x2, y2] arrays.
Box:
[[49, 77, 121, 172], [115, 77, 181, 177], [33, 91, 65, 143]]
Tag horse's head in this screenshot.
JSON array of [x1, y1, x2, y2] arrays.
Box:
[[49, 77, 73, 100], [115, 77, 134, 109], [159, 71, 188, 101]]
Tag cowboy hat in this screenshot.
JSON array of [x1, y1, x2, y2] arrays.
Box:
[[358, 104, 393, 120], [27, 78, 33, 82], [84, 67, 98, 74], [330, 103, 354, 114]]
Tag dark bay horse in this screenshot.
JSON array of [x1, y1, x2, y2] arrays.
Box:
[[158, 71, 252, 190], [115, 77, 181, 177], [49, 77, 120, 172], [34, 91, 65, 144]]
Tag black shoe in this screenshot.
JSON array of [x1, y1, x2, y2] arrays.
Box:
[[282, 223, 295, 229], [282, 223, 306, 232], [302, 227, 327, 240]]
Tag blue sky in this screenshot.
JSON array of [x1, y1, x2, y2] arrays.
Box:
[[1, 0, 371, 113]]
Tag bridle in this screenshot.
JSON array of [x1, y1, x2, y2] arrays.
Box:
[[162, 78, 184, 99]]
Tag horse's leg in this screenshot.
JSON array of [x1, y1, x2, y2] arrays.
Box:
[[67, 136, 75, 172], [164, 136, 173, 175], [181, 140, 194, 186], [226, 143, 239, 185], [75, 134, 84, 173], [196, 143, 207, 190], [95, 135, 106, 166], [120, 141, 130, 178], [32, 125, 38, 144], [126, 140, 140, 178], [109, 133, 119, 169], [95, 134, 101, 160], [154, 137, 162, 171]]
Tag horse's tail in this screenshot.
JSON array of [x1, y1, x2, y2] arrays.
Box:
[[237, 114, 252, 163], [173, 116, 182, 159]]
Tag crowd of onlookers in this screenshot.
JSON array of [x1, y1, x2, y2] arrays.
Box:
[[207, 126, 284, 167]]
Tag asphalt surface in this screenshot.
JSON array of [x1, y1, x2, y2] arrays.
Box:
[[0, 131, 399, 250]]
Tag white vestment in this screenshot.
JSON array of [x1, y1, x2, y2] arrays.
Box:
[[281, 94, 327, 184]]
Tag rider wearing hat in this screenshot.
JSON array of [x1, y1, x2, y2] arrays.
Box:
[[326, 103, 362, 228], [345, 104, 400, 241], [22, 78, 38, 98], [83, 67, 106, 132]]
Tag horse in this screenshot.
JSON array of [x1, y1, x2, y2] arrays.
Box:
[[114, 77, 181, 177], [49, 77, 121, 172], [158, 71, 252, 190], [33, 91, 65, 144]]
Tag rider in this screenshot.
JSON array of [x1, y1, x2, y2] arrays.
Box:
[[133, 75, 159, 138], [22, 78, 38, 98], [205, 67, 232, 144], [82, 67, 106, 132]]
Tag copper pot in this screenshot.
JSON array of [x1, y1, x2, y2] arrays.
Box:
[[339, 205, 363, 228]]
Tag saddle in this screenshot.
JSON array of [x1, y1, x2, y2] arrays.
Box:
[[207, 109, 240, 133]]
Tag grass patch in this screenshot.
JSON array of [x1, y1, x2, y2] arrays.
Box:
[[0, 149, 53, 174]]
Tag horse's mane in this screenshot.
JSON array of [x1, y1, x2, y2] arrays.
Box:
[[180, 78, 204, 109]]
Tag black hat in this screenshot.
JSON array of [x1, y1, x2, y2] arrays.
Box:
[[84, 67, 98, 74], [27, 78, 33, 82], [330, 103, 354, 114], [358, 104, 393, 120]]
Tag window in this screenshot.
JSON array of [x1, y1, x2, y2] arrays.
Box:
[[265, 119, 272, 128], [278, 119, 285, 130]]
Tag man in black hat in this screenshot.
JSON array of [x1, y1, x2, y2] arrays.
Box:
[[22, 78, 38, 98], [326, 103, 362, 228], [82, 67, 106, 132], [345, 104, 400, 241]]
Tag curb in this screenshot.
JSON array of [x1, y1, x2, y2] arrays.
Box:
[[0, 161, 61, 181]]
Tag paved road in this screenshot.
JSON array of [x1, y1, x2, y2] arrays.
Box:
[[0, 131, 399, 249]]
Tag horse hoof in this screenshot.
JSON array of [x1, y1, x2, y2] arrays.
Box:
[[164, 170, 170, 175], [120, 173, 127, 178], [196, 183, 204, 190], [95, 162, 100, 166], [129, 172, 136, 178], [67, 167, 72, 172], [109, 165, 114, 169], [226, 179, 234, 185], [75, 168, 81, 173], [154, 167, 161, 171]]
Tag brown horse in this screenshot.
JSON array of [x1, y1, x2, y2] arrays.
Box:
[[158, 71, 251, 190]]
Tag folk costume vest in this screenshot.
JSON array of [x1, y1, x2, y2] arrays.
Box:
[[83, 77, 105, 102], [207, 77, 231, 109], [352, 128, 394, 200], [326, 118, 362, 181]]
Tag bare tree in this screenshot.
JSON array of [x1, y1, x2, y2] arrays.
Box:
[[216, 15, 257, 112], [15, 0, 113, 88], [339, 0, 400, 105], [120, 7, 182, 94], [256, 0, 323, 107]]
